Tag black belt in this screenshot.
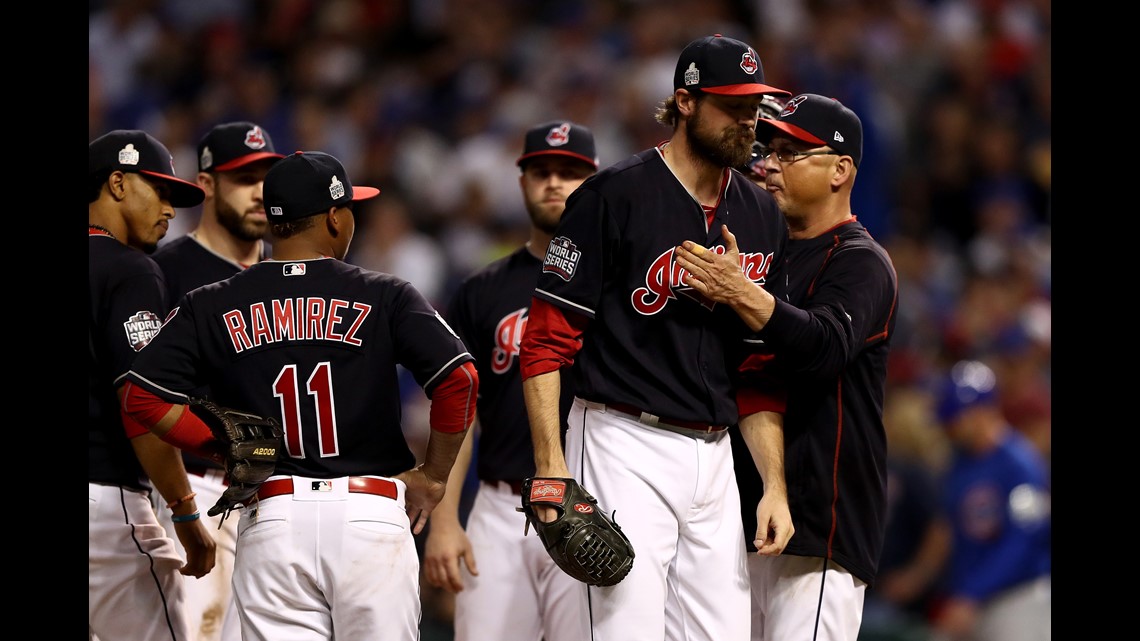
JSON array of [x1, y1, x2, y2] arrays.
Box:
[[257, 477, 398, 501], [601, 401, 727, 439]]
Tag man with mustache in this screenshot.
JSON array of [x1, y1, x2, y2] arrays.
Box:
[[518, 34, 794, 641]]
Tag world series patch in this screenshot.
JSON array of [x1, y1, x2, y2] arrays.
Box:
[[543, 236, 580, 282], [124, 310, 164, 351]]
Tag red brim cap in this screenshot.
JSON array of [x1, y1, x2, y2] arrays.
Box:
[[516, 149, 599, 170], [755, 119, 827, 146], [212, 151, 286, 172], [517, 122, 599, 170], [703, 84, 792, 97], [139, 170, 207, 208], [351, 186, 381, 201]]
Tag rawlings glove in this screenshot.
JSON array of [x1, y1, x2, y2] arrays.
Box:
[[188, 398, 284, 519], [517, 477, 635, 587]]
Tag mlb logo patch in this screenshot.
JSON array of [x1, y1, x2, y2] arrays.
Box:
[[283, 263, 306, 276]]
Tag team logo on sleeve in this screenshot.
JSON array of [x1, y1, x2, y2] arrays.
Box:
[[124, 310, 164, 351], [542, 236, 581, 281]]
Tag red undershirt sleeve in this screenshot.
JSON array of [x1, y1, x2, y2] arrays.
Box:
[[519, 297, 588, 381], [121, 383, 217, 455], [736, 353, 788, 415], [429, 361, 479, 433]]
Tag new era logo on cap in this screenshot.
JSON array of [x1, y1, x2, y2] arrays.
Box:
[[673, 34, 789, 97]]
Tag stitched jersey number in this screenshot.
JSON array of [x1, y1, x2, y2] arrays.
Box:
[[273, 361, 338, 458]]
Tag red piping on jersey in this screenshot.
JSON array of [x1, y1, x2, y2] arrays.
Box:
[[88, 225, 114, 239], [826, 376, 843, 559], [806, 234, 842, 298], [809, 224, 897, 347], [866, 261, 899, 344]]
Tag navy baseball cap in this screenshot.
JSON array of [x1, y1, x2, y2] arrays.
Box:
[[198, 122, 285, 172], [89, 130, 205, 208], [264, 151, 380, 222], [674, 34, 790, 97], [755, 93, 864, 167], [517, 121, 599, 170], [935, 360, 999, 424]]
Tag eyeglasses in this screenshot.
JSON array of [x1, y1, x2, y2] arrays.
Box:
[[759, 148, 841, 164]]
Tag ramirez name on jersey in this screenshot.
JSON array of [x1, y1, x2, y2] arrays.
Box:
[[220, 297, 373, 353]]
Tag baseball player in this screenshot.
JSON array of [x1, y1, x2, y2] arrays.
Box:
[[423, 121, 599, 641], [519, 35, 793, 641], [121, 150, 479, 641], [150, 121, 284, 641], [674, 94, 899, 640], [932, 360, 1051, 641], [89, 129, 214, 640]]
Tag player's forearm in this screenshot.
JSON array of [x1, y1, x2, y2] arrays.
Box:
[[738, 410, 787, 497], [432, 424, 476, 524], [726, 280, 776, 333], [421, 428, 470, 486], [129, 432, 200, 517], [523, 370, 570, 477]]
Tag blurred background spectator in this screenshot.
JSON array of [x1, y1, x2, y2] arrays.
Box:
[[928, 360, 1050, 641], [90, 1, 1049, 638]]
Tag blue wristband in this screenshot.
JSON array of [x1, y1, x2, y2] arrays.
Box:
[[171, 511, 201, 523]]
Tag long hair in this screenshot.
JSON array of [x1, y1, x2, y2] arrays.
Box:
[[654, 94, 683, 129]]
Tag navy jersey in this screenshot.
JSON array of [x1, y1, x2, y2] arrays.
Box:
[[533, 147, 788, 426], [153, 234, 264, 303], [733, 219, 898, 586], [152, 234, 265, 471], [942, 429, 1050, 601], [89, 233, 170, 490], [125, 257, 474, 479], [446, 247, 575, 483]]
